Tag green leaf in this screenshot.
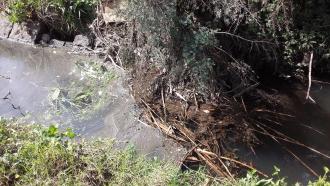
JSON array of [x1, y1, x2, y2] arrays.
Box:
[[64, 128, 75, 139], [47, 125, 59, 137]]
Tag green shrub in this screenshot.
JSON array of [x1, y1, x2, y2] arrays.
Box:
[[6, 0, 97, 35]]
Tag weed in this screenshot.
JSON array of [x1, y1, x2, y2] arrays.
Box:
[[0, 119, 329, 185], [5, 0, 97, 35], [48, 60, 115, 122]]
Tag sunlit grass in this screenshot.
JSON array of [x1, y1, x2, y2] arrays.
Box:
[[0, 119, 329, 185]]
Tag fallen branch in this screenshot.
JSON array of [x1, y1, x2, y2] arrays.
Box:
[[214, 31, 275, 45], [195, 148, 268, 178], [312, 79, 330, 85], [306, 52, 316, 103], [284, 147, 319, 177]]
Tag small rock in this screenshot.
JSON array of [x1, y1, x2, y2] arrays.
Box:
[[50, 39, 65, 47], [9, 21, 39, 43], [64, 42, 74, 48], [73, 35, 90, 47], [41, 34, 51, 44], [0, 14, 13, 38]]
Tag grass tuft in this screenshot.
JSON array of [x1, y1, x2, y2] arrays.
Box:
[[0, 119, 329, 185]]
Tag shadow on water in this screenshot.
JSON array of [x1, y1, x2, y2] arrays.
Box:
[[236, 81, 330, 185]]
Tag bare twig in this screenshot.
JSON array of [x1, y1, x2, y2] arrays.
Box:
[[254, 109, 295, 118], [284, 147, 319, 177], [233, 83, 260, 97], [312, 79, 330, 85], [252, 129, 330, 159], [161, 86, 167, 121], [214, 31, 275, 45], [195, 148, 268, 178], [240, 96, 247, 113], [306, 52, 316, 103]]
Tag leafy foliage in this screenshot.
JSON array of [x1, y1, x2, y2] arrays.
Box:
[[5, 0, 97, 35], [0, 120, 192, 185], [125, 0, 330, 99], [0, 119, 329, 185]]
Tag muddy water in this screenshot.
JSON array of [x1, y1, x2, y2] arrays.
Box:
[[237, 83, 330, 184], [0, 39, 185, 161], [0, 41, 77, 118]]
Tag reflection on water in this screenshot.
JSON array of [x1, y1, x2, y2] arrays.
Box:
[[0, 39, 109, 134], [237, 83, 330, 185], [0, 40, 179, 160]]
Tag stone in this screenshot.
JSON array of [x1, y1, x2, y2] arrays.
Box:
[[8, 21, 39, 43], [73, 35, 90, 47], [41, 34, 51, 44], [50, 39, 65, 47], [64, 41, 74, 48], [0, 14, 13, 38]]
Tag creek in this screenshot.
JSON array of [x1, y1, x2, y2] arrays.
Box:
[[236, 81, 330, 184], [0, 39, 184, 161], [0, 39, 329, 185]]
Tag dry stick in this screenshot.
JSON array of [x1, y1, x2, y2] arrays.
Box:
[[306, 52, 316, 103], [203, 152, 235, 180], [141, 99, 164, 123], [195, 150, 227, 178], [161, 86, 167, 121], [234, 83, 260, 98], [193, 90, 199, 111], [254, 109, 295, 118], [181, 163, 223, 182], [258, 123, 319, 177], [142, 101, 188, 143], [219, 156, 268, 178], [195, 148, 268, 178], [215, 47, 240, 63], [284, 147, 319, 177], [240, 96, 247, 113], [141, 99, 198, 144], [265, 114, 326, 135], [252, 129, 330, 159], [145, 114, 187, 143], [107, 54, 124, 70], [252, 123, 319, 177], [312, 79, 330, 85], [213, 31, 275, 45], [253, 120, 321, 154], [263, 117, 283, 126], [201, 148, 235, 180]]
